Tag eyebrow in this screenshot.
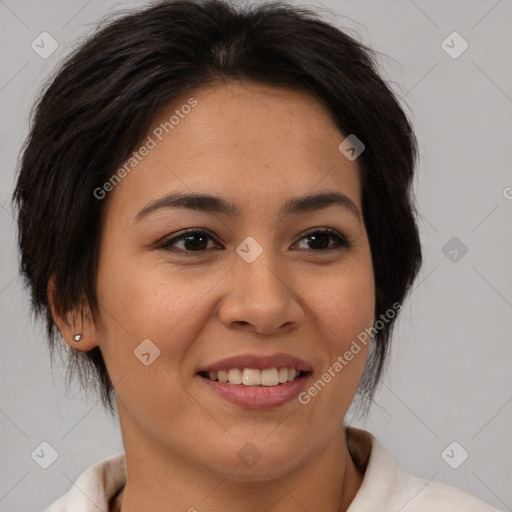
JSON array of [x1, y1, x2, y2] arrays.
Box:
[[135, 190, 361, 222]]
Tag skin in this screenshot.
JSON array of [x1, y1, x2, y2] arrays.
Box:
[[50, 80, 376, 512]]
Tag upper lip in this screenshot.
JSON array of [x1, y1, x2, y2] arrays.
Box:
[[197, 353, 312, 373]]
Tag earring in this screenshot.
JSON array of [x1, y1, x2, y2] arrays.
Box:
[[73, 334, 82, 342]]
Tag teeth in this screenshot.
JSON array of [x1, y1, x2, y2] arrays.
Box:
[[243, 368, 260, 386], [228, 368, 242, 385], [205, 367, 303, 386], [260, 368, 278, 386]]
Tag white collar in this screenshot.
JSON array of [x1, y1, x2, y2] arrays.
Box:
[[43, 427, 499, 512]]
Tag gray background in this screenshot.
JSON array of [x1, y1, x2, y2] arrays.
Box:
[[0, 0, 511, 511]]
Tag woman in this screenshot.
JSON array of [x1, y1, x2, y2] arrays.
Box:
[[12, 0, 501, 510]]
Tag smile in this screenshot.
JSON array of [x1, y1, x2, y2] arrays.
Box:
[[199, 367, 305, 386]]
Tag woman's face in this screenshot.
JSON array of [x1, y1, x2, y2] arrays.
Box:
[[92, 80, 375, 478]]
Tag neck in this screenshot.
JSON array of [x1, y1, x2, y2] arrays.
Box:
[[113, 423, 363, 512]]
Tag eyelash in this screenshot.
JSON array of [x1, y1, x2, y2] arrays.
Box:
[[157, 228, 351, 256]]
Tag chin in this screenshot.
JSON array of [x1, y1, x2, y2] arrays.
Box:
[[202, 436, 316, 481]]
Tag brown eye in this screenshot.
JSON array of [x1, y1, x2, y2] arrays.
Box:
[[294, 229, 350, 252], [159, 229, 219, 255], [158, 227, 350, 256]]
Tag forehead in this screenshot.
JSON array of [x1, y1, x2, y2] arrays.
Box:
[[102, 80, 363, 220], [162, 80, 346, 160]]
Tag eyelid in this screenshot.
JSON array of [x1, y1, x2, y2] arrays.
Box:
[[156, 228, 219, 252], [293, 227, 351, 249]]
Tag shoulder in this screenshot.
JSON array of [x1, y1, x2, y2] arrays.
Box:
[[392, 468, 502, 511], [345, 427, 502, 512], [42, 452, 126, 512]]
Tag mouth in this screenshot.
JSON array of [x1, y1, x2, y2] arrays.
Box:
[[195, 353, 312, 409]]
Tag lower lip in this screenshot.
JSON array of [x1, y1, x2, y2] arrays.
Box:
[[197, 374, 310, 409]]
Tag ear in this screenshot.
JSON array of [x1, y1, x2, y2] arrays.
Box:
[[47, 275, 100, 351]]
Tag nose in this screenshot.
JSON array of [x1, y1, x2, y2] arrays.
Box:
[[218, 250, 304, 335]]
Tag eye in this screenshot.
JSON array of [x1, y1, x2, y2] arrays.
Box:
[[158, 227, 350, 256], [293, 228, 351, 252], [158, 229, 219, 255]]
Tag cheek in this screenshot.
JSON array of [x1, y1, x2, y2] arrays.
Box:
[[308, 258, 375, 392], [294, 271, 374, 442], [94, 247, 222, 370], [93, 255, 206, 426], [302, 278, 374, 394], [314, 262, 375, 341]]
